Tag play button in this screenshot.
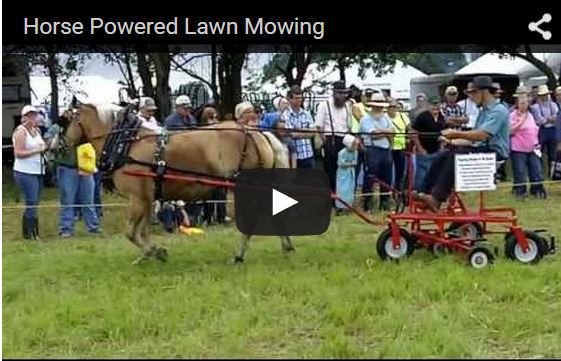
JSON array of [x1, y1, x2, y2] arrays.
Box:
[[234, 169, 331, 236], [272, 188, 299, 216]]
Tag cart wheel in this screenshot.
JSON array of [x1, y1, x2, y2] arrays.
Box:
[[431, 243, 450, 257], [468, 247, 494, 269], [504, 231, 548, 264], [448, 222, 483, 239], [376, 228, 415, 261]]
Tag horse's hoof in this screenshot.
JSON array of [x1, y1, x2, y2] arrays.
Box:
[[283, 246, 296, 253], [132, 256, 148, 266], [234, 256, 244, 263], [155, 247, 168, 262]]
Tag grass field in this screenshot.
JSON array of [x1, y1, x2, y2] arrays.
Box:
[[2, 174, 561, 358]]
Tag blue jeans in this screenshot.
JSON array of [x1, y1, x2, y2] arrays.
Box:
[[362, 146, 392, 209], [413, 152, 440, 192], [511, 151, 545, 196], [75, 170, 103, 219], [539, 127, 559, 178], [392, 150, 406, 191], [13, 171, 43, 219], [93, 171, 103, 218], [58, 166, 100, 235], [296, 157, 315, 169]]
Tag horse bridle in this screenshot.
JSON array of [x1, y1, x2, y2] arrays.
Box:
[[68, 107, 109, 145]]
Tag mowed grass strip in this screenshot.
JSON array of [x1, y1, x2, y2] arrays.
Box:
[[2, 182, 561, 358]]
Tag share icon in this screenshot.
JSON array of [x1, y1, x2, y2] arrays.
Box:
[[528, 13, 552, 40]]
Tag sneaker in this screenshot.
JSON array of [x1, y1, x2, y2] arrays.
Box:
[[88, 229, 103, 234], [60, 233, 72, 238]]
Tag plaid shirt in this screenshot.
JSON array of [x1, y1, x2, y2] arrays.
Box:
[[440, 102, 464, 118], [285, 107, 314, 160]]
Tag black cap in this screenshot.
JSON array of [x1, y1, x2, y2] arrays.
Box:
[[472, 76, 498, 90], [333, 81, 350, 93]]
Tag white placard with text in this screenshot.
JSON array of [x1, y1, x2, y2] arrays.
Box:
[[454, 153, 497, 192]]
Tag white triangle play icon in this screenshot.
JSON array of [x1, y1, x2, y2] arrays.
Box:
[[272, 188, 299, 216]]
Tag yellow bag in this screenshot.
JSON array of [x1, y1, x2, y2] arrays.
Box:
[[76, 143, 96, 174]]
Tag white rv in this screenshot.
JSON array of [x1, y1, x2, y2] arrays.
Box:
[[3, 55, 31, 167]]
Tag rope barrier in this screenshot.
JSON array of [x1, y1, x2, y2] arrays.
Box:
[[2, 179, 559, 210]]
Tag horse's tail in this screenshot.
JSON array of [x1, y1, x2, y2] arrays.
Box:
[[262, 131, 290, 169]]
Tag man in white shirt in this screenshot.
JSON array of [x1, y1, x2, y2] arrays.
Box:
[[137, 97, 162, 132], [315, 81, 352, 193], [456, 82, 480, 130]]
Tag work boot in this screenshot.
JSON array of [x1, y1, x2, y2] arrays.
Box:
[[22, 216, 32, 240], [30, 217, 40, 241]]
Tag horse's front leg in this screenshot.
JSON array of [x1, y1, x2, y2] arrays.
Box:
[[140, 213, 168, 262]]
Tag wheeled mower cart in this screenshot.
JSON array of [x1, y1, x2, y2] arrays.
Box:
[[376, 151, 556, 268]]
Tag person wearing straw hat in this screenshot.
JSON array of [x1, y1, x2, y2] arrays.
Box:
[[315, 81, 353, 193], [530, 84, 559, 179], [414, 76, 510, 213], [359, 93, 395, 212], [509, 87, 547, 199], [335, 134, 359, 215]]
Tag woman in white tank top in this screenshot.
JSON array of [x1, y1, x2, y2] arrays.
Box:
[[12, 105, 48, 240]]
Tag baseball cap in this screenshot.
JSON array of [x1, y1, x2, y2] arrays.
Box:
[[175, 95, 192, 107], [21, 105, 39, 116], [139, 97, 158, 110]]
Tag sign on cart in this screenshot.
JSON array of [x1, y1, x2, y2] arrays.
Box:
[[455, 153, 497, 192]]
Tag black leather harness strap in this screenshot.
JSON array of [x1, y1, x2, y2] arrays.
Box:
[[152, 129, 169, 202], [236, 128, 265, 175]]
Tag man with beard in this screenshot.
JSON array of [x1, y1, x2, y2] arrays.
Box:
[[315, 81, 352, 194]]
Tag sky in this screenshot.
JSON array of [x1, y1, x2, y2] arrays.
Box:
[[29, 53, 427, 106]]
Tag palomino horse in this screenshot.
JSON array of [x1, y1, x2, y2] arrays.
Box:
[[65, 103, 294, 264]]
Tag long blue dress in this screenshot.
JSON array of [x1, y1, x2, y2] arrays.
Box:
[[336, 148, 358, 209]]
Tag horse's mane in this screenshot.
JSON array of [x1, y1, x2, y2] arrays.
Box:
[[81, 103, 122, 125]]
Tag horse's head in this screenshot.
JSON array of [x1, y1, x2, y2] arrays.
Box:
[[65, 103, 103, 147]]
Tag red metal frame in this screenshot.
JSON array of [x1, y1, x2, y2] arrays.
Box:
[[123, 157, 534, 258], [387, 150, 530, 256]]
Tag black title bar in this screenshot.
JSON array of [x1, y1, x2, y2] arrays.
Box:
[[3, 9, 561, 47]]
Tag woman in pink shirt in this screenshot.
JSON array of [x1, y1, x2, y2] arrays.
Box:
[[509, 91, 546, 198]]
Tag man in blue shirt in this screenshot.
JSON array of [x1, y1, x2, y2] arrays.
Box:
[[415, 76, 510, 212], [285, 85, 316, 169], [164, 95, 197, 130], [359, 93, 395, 212]]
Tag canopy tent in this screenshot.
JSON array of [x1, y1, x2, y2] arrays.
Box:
[[455, 53, 561, 83]]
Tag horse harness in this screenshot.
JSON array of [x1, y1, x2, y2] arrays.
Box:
[[98, 109, 266, 203]]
